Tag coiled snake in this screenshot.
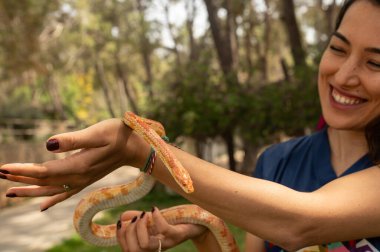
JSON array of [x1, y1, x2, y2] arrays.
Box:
[[73, 111, 239, 251]]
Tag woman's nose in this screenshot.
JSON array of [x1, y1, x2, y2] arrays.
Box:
[[333, 57, 361, 87]]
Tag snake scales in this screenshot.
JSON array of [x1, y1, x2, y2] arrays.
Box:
[[73, 111, 239, 251]]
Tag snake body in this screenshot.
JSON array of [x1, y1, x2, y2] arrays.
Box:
[[73, 112, 239, 251]]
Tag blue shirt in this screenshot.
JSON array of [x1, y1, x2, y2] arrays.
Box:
[[253, 128, 379, 252]]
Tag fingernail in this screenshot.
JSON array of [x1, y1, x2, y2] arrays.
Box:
[[151, 206, 156, 213], [41, 207, 49, 212], [0, 174, 6, 179], [140, 211, 146, 219], [46, 139, 59, 151], [6, 193, 17, 198], [0, 169, 10, 174], [117, 220, 122, 229], [131, 216, 138, 223]]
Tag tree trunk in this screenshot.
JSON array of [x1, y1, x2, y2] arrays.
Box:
[[115, 51, 139, 114], [240, 139, 260, 175], [46, 68, 66, 120], [163, 3, 181, 67], [225, 0, 238, 72], [281, 58, 290, 82], [203, 0, 235, 77], [95, 58, 116, 118], [195, 139, 205, 159], [223, 130, 236, 171], [203, 0, 239, 170], [248, 0, 271, 85], [136, 0, 154, 99], [185, 0, 198, 61], [280, 0, 306, 68]]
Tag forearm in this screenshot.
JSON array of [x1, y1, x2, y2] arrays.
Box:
[[130, 137, 307, 247]]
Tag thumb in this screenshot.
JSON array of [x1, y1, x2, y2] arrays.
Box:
[[46, 119, 122, 153]]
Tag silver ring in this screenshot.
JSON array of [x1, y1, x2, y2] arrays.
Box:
[[62, 184, 71, 192], [157, 239, 162, 252]]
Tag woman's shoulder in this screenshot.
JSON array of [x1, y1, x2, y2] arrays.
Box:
[[263, 129, 326, 159], [253, 129, 327, 179]]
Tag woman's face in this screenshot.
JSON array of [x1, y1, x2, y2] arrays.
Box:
[[318, 0, 380, 131]]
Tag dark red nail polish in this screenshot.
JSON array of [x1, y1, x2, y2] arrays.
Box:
[[0, 169, 10, 174], [6, 193, 17, 198], [151, 206, 156, 213], [41, 207, 49, 212], [46, 139, 59, 151], [117, 220, 122, 229], [140, 211, 146, 219], [131, 216, 138, 223], [0, 174, 6, 179]]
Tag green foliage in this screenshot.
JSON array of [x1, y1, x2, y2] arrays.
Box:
[[0, 77, 52, 119], [0, 0, 326, 148], [239, 68, 321, 145], [61, 72, 109, 124], [150, 58, 321, 148], [150, 58, 230, 141]]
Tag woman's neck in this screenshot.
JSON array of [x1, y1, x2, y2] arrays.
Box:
[[327, 127, 368, 176]]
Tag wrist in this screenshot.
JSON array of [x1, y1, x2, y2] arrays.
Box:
[[124, 131, 151, 170]]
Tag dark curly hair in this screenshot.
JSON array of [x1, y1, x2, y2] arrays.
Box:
[[334, 0, 380, 165]]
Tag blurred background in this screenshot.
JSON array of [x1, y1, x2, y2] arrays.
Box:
[[0, 0, 341, 251]]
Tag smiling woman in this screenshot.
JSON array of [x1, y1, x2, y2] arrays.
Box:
[[319, 11, 380, 130], [2, 1, 380, 252], [318, 0, 380, 169]]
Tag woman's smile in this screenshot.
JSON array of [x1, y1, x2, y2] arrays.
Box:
[[329, 85, 367, 107]]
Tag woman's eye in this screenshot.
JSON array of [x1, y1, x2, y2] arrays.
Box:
[[330, 45, 345, 53], [368, 61, 380, 69]]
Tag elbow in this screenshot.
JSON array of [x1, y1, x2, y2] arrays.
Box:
[[276, 238, 308, 252], [273, 235, 307, 252], [271, 217, 322, 251], [273, 233, 311, 251]]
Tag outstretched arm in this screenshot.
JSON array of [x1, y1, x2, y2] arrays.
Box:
[[2, 118, 380, 251], [153, 142, 380, 250]]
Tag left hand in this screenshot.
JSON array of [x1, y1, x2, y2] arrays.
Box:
[[0, 118, 144, 211], [117, 206, 207, 252]]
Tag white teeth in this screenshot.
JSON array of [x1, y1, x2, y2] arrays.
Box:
[[332, 89, 362, 105]]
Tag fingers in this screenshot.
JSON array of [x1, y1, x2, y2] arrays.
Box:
[[0, 144, 114, 179], [116, 220, 128, 251], [126, 216, 143, 251], [117, 216, 140, 252], [1, 163, 50, 180], [151, 206, 170, 235], [136, 212, 151, 249], [5, 185, 65, 197], [5, 184, 81, 211], [39, 188, 81, 211], [117, 210, 163, 252]]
